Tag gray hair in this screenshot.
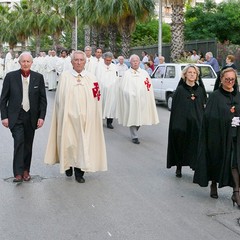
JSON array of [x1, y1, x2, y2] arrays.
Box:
[[159, 56, 165, 61], [19, 51, 33, 62], [129, 54, 140, 62], [103, 52, 113, 59], [118, 55, 124, 61], [181, 64, 200, 81], [205, 52, 213, 58], [84, 46, 92, 51], [71, 50, 87, 61]]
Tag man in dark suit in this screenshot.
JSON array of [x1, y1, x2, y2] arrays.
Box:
[[0, 51, 47, 182]]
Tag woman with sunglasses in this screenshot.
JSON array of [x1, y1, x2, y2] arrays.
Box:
[[194, 68, 240, 208]]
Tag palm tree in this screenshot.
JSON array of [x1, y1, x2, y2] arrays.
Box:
[[105, 0, 155, 58], [0, 4, 10, 51], [78, 0, 107, 50], [163, 0, 185, 62], [14, 0, 50, 54], [2, 8, 18, 50], [60, 0, 78, 50], [44, 0, 70, 50]]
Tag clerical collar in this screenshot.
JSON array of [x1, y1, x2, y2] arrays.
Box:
[[21, 69, 30, 77], [130, 68, 140, 74], [71, 69, 87, 77]]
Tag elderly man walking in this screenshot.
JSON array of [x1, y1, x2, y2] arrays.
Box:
[[96, 51, 118, 129], [117, 54, 159, 144], [44, 50, 107, 183]]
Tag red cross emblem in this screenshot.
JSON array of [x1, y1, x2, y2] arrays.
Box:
[[92, 82, 101, 101], [144, 78, 151, 91]]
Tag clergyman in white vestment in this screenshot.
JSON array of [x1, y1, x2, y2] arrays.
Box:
[[117, 54, 159, 144], [44, 51, 107, 183]]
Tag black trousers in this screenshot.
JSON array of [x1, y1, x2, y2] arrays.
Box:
[[10, 109, 35, 176], [106, 118, 113, 125]]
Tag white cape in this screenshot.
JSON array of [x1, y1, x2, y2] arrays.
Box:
[[117, 68, 159, 126], [44, 69, 107, 173]]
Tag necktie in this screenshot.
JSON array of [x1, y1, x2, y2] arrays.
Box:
[[22, 77, 30, 111]]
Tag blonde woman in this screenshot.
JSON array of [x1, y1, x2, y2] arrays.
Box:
[[167, 64, 207, 178]]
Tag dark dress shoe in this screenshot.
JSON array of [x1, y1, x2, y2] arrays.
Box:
[[175, 169, 182, 178], [13, 175, 23, 183], [210, 184, 218, 199], [132, 138, 140, 144], [23, 171, 31, 181], [75, 176, 85, 183], [107, 124, 114, 129], [65, 167, 73, 177]]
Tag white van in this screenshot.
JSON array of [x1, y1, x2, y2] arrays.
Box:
[[151, 63, 217, 110]]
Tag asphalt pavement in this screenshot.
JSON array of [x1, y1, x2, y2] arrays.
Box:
[[0, 80, 240, 240]]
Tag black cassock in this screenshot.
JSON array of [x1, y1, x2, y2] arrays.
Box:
[[193, 87, 240, 188], [167, 81, 206, 170]]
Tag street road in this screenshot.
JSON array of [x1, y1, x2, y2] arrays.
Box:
[[0, 80, 240, 240]]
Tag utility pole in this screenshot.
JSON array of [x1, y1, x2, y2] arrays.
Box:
[[158, 0, 162, 57], [75, 0, 78, 50]]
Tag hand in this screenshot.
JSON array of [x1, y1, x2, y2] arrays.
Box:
[[37, 119, 44, 129], [231, 117, 240, 127], [2, 118, 9, 128]]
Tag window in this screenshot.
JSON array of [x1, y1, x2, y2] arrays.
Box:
[[165, 66, 175, 78]]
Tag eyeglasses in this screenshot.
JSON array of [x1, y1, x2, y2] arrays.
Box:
[[224, 78, 235, 83]]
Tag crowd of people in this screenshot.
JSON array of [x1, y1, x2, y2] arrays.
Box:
[[0, 48, 159, 185], [0, 46, 240, 210]]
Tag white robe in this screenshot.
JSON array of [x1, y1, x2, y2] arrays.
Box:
[[56, 57, 73, 76], [4, 52, 13, 76], [116, 63, 128, 78], [44, 69, 107, 173], [12, 57, 20, 71], [85, 56, 97, 74], [96, 63, 118, 119], [46, 56, 58, 90], [117, 68, 159, 126]]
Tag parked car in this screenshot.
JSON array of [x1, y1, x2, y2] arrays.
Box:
[[151, 63, 217, 110], [114, 59, 145, 69]]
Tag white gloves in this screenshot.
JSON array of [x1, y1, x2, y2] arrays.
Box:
[[231, 117, 240, 127]]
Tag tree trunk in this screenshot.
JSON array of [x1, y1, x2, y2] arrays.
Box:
[[98, 26, 106, 51], [170, 4, 184, 62], [52, 34, 60, 51], [84, 25, 91, 47], [121, 26, 131, 58], [35, 33, 41, 55], [21, 40, 26, 51], [91, 26, 98, 51], [108, 24, 118, 57], [71, 21, 77, 50], [0, 42, 3, 52]]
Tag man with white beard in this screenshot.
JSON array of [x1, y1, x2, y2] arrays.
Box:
[[46, 50, 58, 91], [96, 52, 118, 129], [84, 46, 97, 74]]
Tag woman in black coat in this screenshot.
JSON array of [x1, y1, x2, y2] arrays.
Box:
[[194, 68, 240, 208], [167, 64, 207, 177]]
